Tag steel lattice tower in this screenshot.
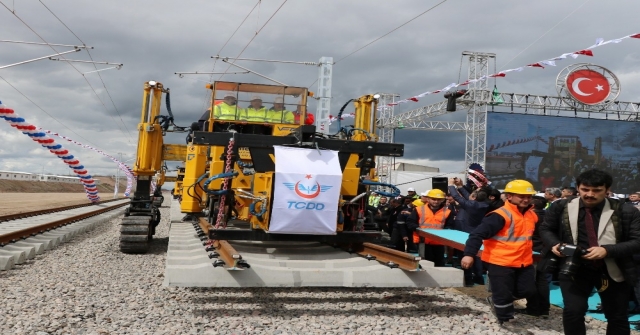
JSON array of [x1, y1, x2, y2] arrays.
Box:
[[375, 93, 399, 185], [463, 51, 495, 169]]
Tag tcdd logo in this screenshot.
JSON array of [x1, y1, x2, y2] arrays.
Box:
[[286, 201, 325, 210], [283, 176, 332, 200]]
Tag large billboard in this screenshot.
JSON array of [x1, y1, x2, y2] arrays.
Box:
[[486, 112, 640, 194]]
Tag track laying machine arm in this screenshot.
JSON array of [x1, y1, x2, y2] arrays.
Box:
[[120, 81, 189, 254]]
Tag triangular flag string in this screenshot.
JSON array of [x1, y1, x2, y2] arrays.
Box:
[[40, 129, 135, 197], [380, 32, 639, 110]]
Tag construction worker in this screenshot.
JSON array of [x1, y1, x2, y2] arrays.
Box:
[[293, 104, 315, 125], [268, 96, 294, 123], [412, 190, 428, 207], [406, 187, 419, 200], [367, 192, 381, 208], [241, 95, 268, 122], [213, 92, 239, 120], [460, 179, 537, 325], [407, 189, 454, 266]]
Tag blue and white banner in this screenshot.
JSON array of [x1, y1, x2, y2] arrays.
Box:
[[270, 146, 342, 234]]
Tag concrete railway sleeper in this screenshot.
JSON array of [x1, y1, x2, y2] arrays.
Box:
[[162, 207, 460, 287], [0, 199, 129, 271]]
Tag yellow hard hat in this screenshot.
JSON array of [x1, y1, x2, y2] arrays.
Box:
[[426, 189, 446, 199], [412, 199, 424, 207], [504, 179, 536, 195]]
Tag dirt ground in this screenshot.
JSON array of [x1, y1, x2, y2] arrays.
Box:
[[0, 176, 131, 216], [0, 193, 128, 216], [0, 176, 129, 194]]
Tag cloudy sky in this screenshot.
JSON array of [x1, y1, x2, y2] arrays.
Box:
[[1, 0, 639, 181]]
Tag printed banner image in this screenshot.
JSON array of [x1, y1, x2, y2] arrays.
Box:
[[270, 146, 343, 235]]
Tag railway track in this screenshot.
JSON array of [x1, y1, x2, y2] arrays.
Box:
[[164, 199, 463, 287], [0, 197, 126, 222], [0, 198, 130, 271]]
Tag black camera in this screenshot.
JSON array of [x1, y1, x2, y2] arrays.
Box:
[[544, 244, 587, 276]]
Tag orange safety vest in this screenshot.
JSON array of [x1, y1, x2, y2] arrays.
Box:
[[480, 201, 536, 267], [412, 205, 450, 244]]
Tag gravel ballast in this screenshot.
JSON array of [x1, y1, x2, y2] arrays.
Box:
[[0, 200, 620, 335]]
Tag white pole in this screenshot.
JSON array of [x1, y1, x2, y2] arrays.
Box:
[[114, 153, 121, 198]]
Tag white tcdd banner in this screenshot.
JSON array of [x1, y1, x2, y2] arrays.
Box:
[[270, 146, 342, 234]]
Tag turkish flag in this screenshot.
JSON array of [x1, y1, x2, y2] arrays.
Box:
[[566, 69, 610, 105], [630, 33, 640, 38], [409, 97, 419, 102], [527, 63, 544, 68], [489, 73, 506, 78], [573, 50, 594, 56]]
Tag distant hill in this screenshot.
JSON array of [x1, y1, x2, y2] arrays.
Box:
[[0, 175, 130, 193]]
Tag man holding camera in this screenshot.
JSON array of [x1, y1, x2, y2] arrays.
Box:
[[460, 179, 537, 324], [540, 169, 640, 335]]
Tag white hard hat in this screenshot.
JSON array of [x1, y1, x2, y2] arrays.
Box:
[[224, 92, 235, 99], [274, 96, 284, 103], [420, 190, 430, 197], [251, 95, 262, 101], [407, 187, 415, 192]]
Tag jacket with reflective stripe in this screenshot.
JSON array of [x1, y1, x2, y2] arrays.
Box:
[[412, 205, 451, 244], [241, 107, 268, 122], [481, 201, 536, 267], [267, 109, 294, 123], [213, 103, 239, 120]]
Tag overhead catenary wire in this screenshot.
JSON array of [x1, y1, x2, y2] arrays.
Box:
[[499, 0, 592, 70], [0, 1, 133, 144], [202, 1, 262, 111], [0, 74, 99, 147], [217, 0, 288, 81], [308, 0, 449, 89], [38, 0, 133, 143]]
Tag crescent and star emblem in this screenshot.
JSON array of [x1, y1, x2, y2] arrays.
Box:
[[283, 176, 333, 200], [565, 69, 611, 105]]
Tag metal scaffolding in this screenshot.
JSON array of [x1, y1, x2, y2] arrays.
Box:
[[376, 52, 640, 176], [463, 51, 495, 169], [375, 93, 399, 184]]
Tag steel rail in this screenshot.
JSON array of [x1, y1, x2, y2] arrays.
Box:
[[0, 200, 129, 244], [196, 218, 248, 270], [0, 198, 127, 223], [212, 240, 246, 270], [353, 242, 422, 272], [197, 218, 416, 271]]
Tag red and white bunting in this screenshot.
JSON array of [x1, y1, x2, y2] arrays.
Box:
[[381, 32, 640, 110]]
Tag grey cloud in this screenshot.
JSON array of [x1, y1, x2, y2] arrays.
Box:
[[2, 0, 640, 178]]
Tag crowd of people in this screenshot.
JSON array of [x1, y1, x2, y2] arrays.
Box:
[[367, 169, 640, 334]]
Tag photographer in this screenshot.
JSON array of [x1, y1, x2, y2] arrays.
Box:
[[460, 180, 537, 324], [448, 177, 491, 286], [539, 169, 640, 335]]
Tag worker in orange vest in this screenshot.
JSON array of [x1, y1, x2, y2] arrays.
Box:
[[293, 104, 315, 125], [460, 179, 537, 325], [406, 189, 454, 266]]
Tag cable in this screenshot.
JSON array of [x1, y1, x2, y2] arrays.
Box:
[[336, 0, 449, 64], [38, 0, 133, 143], [0, 75, 99, 147], [308, 0, 449, 89], [499, 0, 591, 70], [0, 1, 133, 143], [202, 1, 263, 111], [217, 0, 288, 80]]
